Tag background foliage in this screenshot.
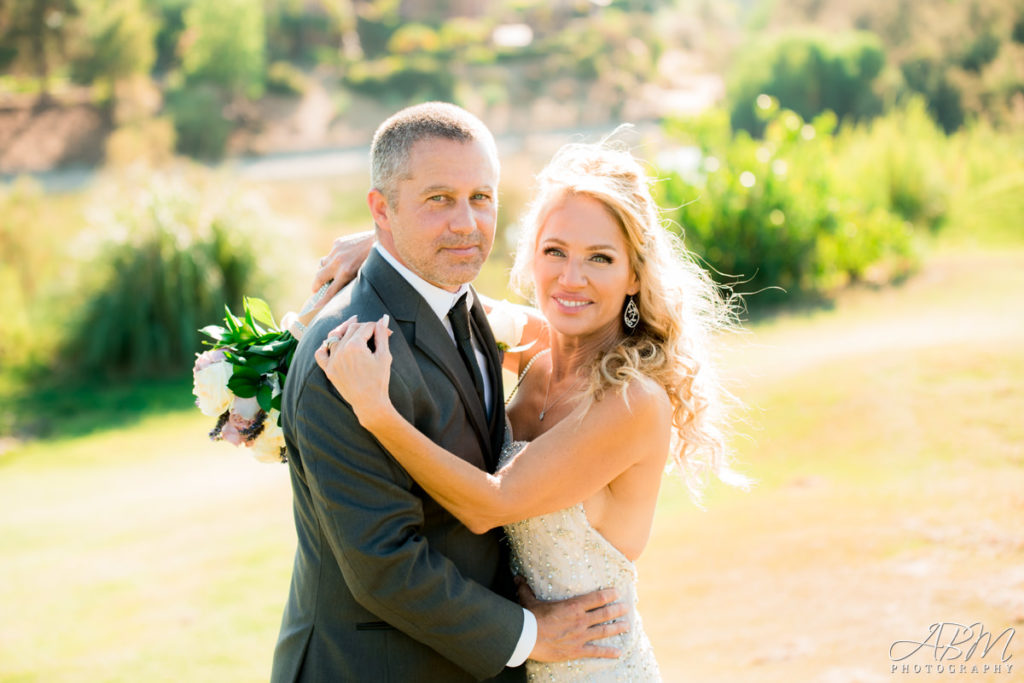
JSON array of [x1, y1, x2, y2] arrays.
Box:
[[59, 171, 278, 377], [1, 0, 1022, 426]]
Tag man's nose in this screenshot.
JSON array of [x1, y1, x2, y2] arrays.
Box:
[[448, 199, 475, 233]]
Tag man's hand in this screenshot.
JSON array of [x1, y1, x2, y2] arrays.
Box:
[[519, 577, 629, 662]]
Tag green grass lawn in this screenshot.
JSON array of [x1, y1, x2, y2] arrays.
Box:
[[3, 247, 1023, 682]]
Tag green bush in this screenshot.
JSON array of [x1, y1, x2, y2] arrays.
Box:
[[0, 178, 49, 370], [728, 30, 886, 136], [164, 84, 232, 159], [833, 98, 949, 231], [899, 56, 965, 133], [266, 60, 308, 96], [181, 0, 266, 99], [342, 54, 455, 102], [657, 104, 920, 307], [61, 171, 277, 378]]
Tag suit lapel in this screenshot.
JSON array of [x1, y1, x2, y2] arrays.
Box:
[[411, 312, 491, 451], [362, 251, 491, 455]]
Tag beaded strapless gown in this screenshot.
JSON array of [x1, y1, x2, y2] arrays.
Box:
[[499, 439, 661, 682]]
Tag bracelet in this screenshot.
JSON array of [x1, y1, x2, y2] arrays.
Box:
[[281, 312, 307, 340]]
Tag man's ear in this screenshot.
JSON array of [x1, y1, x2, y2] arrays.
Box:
[[367, 189, 390, 233]]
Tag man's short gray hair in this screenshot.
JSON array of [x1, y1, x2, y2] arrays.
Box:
[[370, 102, 499, 205]]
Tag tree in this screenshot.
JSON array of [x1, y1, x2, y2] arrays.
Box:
[[180, 0, 266, 100], [70, 0, 157, 94], [0, 0, 78, 102]]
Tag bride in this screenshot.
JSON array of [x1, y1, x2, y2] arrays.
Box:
[[313, 141, 740, 681]]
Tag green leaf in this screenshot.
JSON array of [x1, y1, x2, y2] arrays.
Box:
[[271, 393, 282, 412], [257, 382, 273, 412], [244, 296, 277, 330], [224, 305, 242, 334], [228, 375, 258, 398], [229, 364, 261, 380], [199, 324, 228, 341], [247, 338, 294, 356], [243, 356, 278, 374], [243, 307, 266, 338]]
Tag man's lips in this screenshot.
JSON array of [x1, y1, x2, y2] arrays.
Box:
[[442, 245, 481, 256]]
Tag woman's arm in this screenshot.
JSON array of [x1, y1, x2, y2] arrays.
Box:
[[317, 318, 672, 534], [286, 231, 375, 339]]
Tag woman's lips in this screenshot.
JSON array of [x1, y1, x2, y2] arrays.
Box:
[[552, 295, 592, 311]]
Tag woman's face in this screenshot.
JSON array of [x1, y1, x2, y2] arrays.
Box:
[[532, 194, 640, 340]]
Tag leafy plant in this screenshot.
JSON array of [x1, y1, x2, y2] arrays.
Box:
[[658, 102, 921, 308], [61, 171, 276, 378], [198, 297, 296, 415], [728, 30, 886, 136]]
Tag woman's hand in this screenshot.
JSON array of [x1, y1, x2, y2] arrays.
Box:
[[313, 231, 375, 299], [286, 232, 375, 340], [314, 315, 395, 430]]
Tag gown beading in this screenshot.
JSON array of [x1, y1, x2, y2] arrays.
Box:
[[498, 439, 661, 682]]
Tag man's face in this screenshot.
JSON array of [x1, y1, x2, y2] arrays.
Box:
[[372, 137, 498, 292]]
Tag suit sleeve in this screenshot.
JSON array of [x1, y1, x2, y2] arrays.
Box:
[[292, 367, 524, 680]]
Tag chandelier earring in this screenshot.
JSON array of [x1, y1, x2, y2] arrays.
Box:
[[623, 295, 640, 331]]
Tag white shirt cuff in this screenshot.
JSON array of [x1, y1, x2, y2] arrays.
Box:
[[506, 608, 537, 667]]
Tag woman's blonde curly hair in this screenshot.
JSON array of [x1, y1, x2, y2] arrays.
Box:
[[511, 137, 744, 499]]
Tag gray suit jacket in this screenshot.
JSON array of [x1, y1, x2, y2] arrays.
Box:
[[272, 249, 526, 682]]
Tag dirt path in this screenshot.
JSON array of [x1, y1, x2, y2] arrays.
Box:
[[638, 246, 1024, 682]]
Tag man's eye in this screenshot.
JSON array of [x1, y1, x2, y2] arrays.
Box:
[[471, 193, 492, 201], [428, 195, 447, 202]]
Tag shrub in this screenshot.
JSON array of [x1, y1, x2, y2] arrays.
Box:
[[342, 55, 455, 102], [728, 30, 886, 136], [0, 178, 49, 370], [833, 98, 949, 231], [181, 0, 266, 100], [266, 60, 308, 96], [657, 104, 919, 307], [164, 85, 232, 160], [61, 171, 279, 378], [104, 116, 176, 168], [899, 56, 965, 133]]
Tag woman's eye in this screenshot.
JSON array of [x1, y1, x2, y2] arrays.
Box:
[[591, 253, 613, 264], [543, 247, 565, 257]]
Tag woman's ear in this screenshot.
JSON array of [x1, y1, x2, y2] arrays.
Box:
[[627, 271, 640, 296]]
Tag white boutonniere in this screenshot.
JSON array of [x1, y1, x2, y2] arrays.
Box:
[[486, 300, 530, 352]]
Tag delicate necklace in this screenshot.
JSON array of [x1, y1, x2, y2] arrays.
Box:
[[539, 350, 580, 421]]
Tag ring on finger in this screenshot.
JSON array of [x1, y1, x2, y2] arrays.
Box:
[[324, 335, 341, 352]]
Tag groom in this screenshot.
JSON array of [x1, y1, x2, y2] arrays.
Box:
[[272, 103, 625, 682]]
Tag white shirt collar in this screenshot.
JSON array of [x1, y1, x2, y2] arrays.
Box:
[[374, 243, 471, 321]]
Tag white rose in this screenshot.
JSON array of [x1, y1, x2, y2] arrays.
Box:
[[193, 355, 234, 417], [486, 300, 527, 351], [251, 409, 286, 463]]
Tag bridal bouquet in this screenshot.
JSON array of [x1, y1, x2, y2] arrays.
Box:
[[192, 297, 296, 463]]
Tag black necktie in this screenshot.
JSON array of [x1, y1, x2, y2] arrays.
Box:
[[448, 293, 486, 405]]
